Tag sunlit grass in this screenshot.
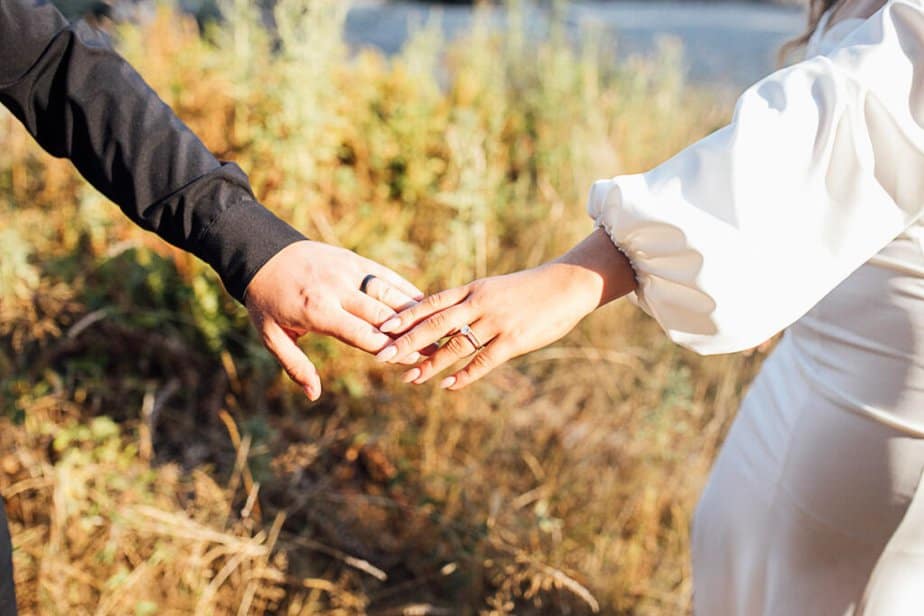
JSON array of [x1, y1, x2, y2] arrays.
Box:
[[0, 1, 761, 613]]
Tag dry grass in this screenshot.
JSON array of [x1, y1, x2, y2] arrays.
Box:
[[0, 1, 766, 613]]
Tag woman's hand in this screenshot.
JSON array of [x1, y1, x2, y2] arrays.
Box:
[[375, 228, 638, 390], [375, 265, 599, 389]]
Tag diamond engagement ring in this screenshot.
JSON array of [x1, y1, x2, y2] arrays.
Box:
[[459, 324, 484, 351]]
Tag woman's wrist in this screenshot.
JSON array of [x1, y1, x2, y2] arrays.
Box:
[[546, 227, 638, 316]]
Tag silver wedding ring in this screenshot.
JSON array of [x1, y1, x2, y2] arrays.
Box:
[[459, 323, 484, 351]]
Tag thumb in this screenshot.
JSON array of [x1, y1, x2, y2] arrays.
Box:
[[261, 320, 322, 401]]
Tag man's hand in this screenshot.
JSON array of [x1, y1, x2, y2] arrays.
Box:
[[244, 240, 423, 400]]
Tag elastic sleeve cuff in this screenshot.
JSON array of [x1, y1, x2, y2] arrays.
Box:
[[585, 174, 726, 353], [586, 174, 654, 307]]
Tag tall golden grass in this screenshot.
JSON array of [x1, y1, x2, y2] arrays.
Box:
[[0, 1, 765, 613]]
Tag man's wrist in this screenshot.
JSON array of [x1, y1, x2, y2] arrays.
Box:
[[199, 199, 306, 304]]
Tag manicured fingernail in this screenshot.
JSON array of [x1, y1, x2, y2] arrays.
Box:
[[304, 385, 318, 400], [439, 376, 456, 389], [375, 345, 398, 362], [403, 368, 421, 383], [405, 351, 421, 364], [380, 317, 401, 333]]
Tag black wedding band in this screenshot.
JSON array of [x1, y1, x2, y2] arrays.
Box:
[[360, 274, 377, 295]]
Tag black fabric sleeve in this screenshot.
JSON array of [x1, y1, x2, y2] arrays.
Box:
[[0, 0, 306, 302]]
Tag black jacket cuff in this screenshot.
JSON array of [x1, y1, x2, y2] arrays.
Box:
[[197, 193, 306, 303], [152, 161, 306, 303]]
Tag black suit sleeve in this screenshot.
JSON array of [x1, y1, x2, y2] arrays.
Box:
[[0, 0, 306, 302]]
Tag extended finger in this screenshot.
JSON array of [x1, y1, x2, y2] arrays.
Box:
[[341, 294, 422, 364], [367, 262, 425, 301], [403, 322, 494, 384], [441, 340, 513, 391], [319, 308, 400, 355], [376, 303, 476, 364], [361, 275, 418, 312], [343, 291, 397, 328], [379, 286, 471, 335], [261, 320, 322, 400]]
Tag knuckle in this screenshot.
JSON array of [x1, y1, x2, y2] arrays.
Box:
[[378, 282, 397, 306], [469, 279, 488, 295], [506, 323, 527, 342], [381, 285, 400, 303], [398, 332, 425, 356], [421, 293, 439, 309], [280, 358, 304, 381], [423, 291, 447, 310], [376, 306, 396, 326], [404, 306, 425, 324], [304, 297, 335, 327], [391, 336, 409, 354], [391, 290, 414, 310], [299, 286, 315, 311], [480, 316, 500, 333], [470, 349, 496, 371], [445, 335, 470, 355], [428, 311, 449, 332], [466, 284, 484, 308], [491, 340, 511, 360], [394, 325, 417, 346]]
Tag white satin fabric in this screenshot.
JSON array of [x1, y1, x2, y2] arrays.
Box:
[[589, 0, 924, 356], [589, 2, 924, 614]]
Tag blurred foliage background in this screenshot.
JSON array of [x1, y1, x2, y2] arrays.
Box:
[[0, 0, 766, 613]]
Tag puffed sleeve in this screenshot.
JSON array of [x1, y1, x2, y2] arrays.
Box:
[[0, 0, 305, 303], [588, 0, 924, 354]]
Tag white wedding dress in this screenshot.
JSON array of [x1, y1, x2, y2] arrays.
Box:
[[588, 2, 924, 614]]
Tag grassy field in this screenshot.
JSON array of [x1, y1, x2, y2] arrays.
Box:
[[0, 1, 767, 613]]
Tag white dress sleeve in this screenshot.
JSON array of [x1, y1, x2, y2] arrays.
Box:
[[588, 0, 924, 355]]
